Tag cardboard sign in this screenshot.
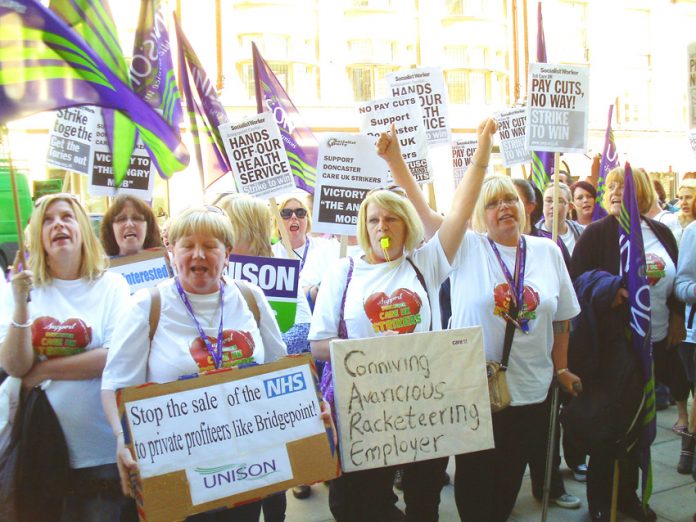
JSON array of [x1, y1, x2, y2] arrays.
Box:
[[225, 255, 300, 333], [330, 327, 494, 473], [526, 63, 590, 154], [690, 129, 696, 159], [495, 108, 532, 167], [451, 137, 478, 188], [108, 248, 171, 293], [88, 108, 155, 198], [688, 42, 696, 129], [311, 134, 386, 236], [386, 67, 451, 146], [358, 96, 432, 184], [117, 354, 338, 521], [219, 112, 295, 199], [46, 106, 98, 174]]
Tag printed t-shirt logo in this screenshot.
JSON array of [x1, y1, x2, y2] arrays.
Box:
[[363, 288, 422, 334], [492, 283, 540, 324], [645, 252, 666, 286], [189, 329, 255, 371], [31, 316, 92, 357]]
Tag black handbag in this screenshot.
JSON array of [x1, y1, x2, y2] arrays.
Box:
[[0, 386, 70, 522]]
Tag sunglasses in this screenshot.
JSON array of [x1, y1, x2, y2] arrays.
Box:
[[280, 208, 307, 219]]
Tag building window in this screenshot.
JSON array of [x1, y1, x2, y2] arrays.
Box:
[[241, 62, 290, 99], [348, 64, 397, 101], [446, 0, 503, 18], [445, 69, 506, 105]]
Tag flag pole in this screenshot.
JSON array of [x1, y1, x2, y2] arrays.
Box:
[[610, 460, 620, 522], [1, 126, 27, 268], [339, 235, 348, 259]]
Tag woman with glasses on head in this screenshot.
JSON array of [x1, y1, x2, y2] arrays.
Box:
[[568, 167, 685, 521], [101, 206, 287, 522], [100, 195, 162, 257], [309, 118, 497, 522], [0, 193, 132, 521]]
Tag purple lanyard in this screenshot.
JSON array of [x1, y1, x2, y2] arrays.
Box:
[[487, 236, 528, 332], [174, 277, 225, 369], [295, 237, 310, 271]]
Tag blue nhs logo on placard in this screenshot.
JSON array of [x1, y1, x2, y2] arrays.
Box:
[[264, 371, 307, 398]]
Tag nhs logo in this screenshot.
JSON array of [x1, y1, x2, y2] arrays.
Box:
[[264, 371, 307, 398]]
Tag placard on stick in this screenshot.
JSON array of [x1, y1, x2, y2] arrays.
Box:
[[330, 327, 493, 473], [219, 112, 295, 200], [358, 96, 432, 184], [495, 108, 532, 167], [451, 137, 478, 189], [108, 248, 171, 293], [118, 354, 338, 522], [525, 63, 590, 154], [311, 134, 386, 236], [46, 106, 98, 175], [386, 67, 451, 146]]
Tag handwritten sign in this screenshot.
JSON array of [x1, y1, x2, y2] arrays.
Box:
[[330, 327, 493, 472], [87, 108, 155, 199], [526, 63, 590, 154], [311, 134, 386, 236], [46, 106, 98, 175], [495, 108, 532, 167], [219, 112, 295, 199], [358, 96, 431, 184], [225, 255, 300, 333], [118, 355, 338, 521], [108, 248, 171, 293], [387, 67, 451, 146], [451, 137, 478, 188]]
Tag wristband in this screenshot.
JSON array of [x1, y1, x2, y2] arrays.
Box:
[[10, 318, 32, 328], [555, 368, 569, 376]]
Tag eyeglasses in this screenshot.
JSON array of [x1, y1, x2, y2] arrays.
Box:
[[543, 198, 569, 206], [484, 196, 519, 210], [114, 214, 146, 224], [280, 208, 308, 219], [204, 205, 226, 216]]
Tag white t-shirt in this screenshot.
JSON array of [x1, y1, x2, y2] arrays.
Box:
[[0, 272, 130, 468], [653, 209, 682, 244], [540, 220, 583, 255], [301, 241, 363, 289], [309, 234, 450, 341], [641, 222, 676, 342], [102, 278, 286, 389], [272, 235, 337, 288], [449, 232, 580, 406]]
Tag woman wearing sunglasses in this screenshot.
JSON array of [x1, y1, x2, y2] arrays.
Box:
[[0, 193, 132, 521]]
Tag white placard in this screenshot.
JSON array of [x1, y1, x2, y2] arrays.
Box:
[[451, 137, 478, 189], [47, 106, 98, 175], [688, 42, 696, 129], [311, 134, 387, 236], [525, 63, 590, 154], [219, 112, 295, 199], [495, 108, 532, 167], [330, 327, 494, 472], [387, 67, 451, 146], [108, 249, 171, 293], [124, 363, 324, 486], [358, 96, 432, 184], [87, 108, 155, 199]]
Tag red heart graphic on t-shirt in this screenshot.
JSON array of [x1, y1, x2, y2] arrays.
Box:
[[189, 329, 255, 372], [363, 288, 423, 334], [31, 316, 92, 358]]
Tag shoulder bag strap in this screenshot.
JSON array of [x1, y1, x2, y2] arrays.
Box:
[[500, 303, 518, 370], [147, 287, 161, 341], [337, 258, 354, 339], [234, 280, 261, 327], [405, 257, 432, 331]]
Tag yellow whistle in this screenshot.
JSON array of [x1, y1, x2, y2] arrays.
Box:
[[380, 236, 391, 249]]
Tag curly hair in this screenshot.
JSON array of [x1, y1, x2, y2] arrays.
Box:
[[100, 195, 161, 256]]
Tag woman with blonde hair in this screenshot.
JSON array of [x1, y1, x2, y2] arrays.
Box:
[[677, 179, 696, 231], [568, 166, 685, 521], [0, 193, 131, 521]]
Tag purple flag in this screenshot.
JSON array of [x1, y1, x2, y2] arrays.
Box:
[[592, 105, 617, 221], [253, 42, 317, 194], [174, 14, 230, 189], [531, 1, 553, 192], [618, 162, 655, 506]]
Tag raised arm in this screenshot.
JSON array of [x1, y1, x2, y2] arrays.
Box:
[[0, 268, 35, 376]]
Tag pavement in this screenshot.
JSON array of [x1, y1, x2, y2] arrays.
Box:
[[273, 402, 695, 522]]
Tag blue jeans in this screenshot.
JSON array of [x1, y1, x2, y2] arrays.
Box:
[[60, 464, 133, 522]]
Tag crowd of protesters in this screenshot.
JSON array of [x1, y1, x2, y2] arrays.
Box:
[[0, 122, 694, 522]]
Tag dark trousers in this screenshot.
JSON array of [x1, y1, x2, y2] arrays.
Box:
[[528, 390, 567, 499], [185, 501, 261, 522], [329, 466, 398, 522], [587, 443, 639, 513], [454, 399, 549, 522], [60, 464, 135, 522], [654, 338, 691, 402], [402, 457, 449, 522], [261, 491, 286, 522]]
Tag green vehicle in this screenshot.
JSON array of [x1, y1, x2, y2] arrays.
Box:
[[0, 161, 32, 275]]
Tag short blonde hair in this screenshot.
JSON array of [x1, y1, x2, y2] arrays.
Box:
[[357, 190, 424, 255], [678, 179, 696, 226], [29, 194, 107, 286], [168, 207, 235, 249], [471, 175, 526, 234], [273, 194, 312, 239], [602, 167, 654, 215], [218, 194, 273, 257]]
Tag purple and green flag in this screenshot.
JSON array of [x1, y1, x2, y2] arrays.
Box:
[[174, 14, 230, 190], [252, 42, 317, 194], [592, 105, 617, 221], [618, 162, 655, 507], [531, 1, 553, 193]]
